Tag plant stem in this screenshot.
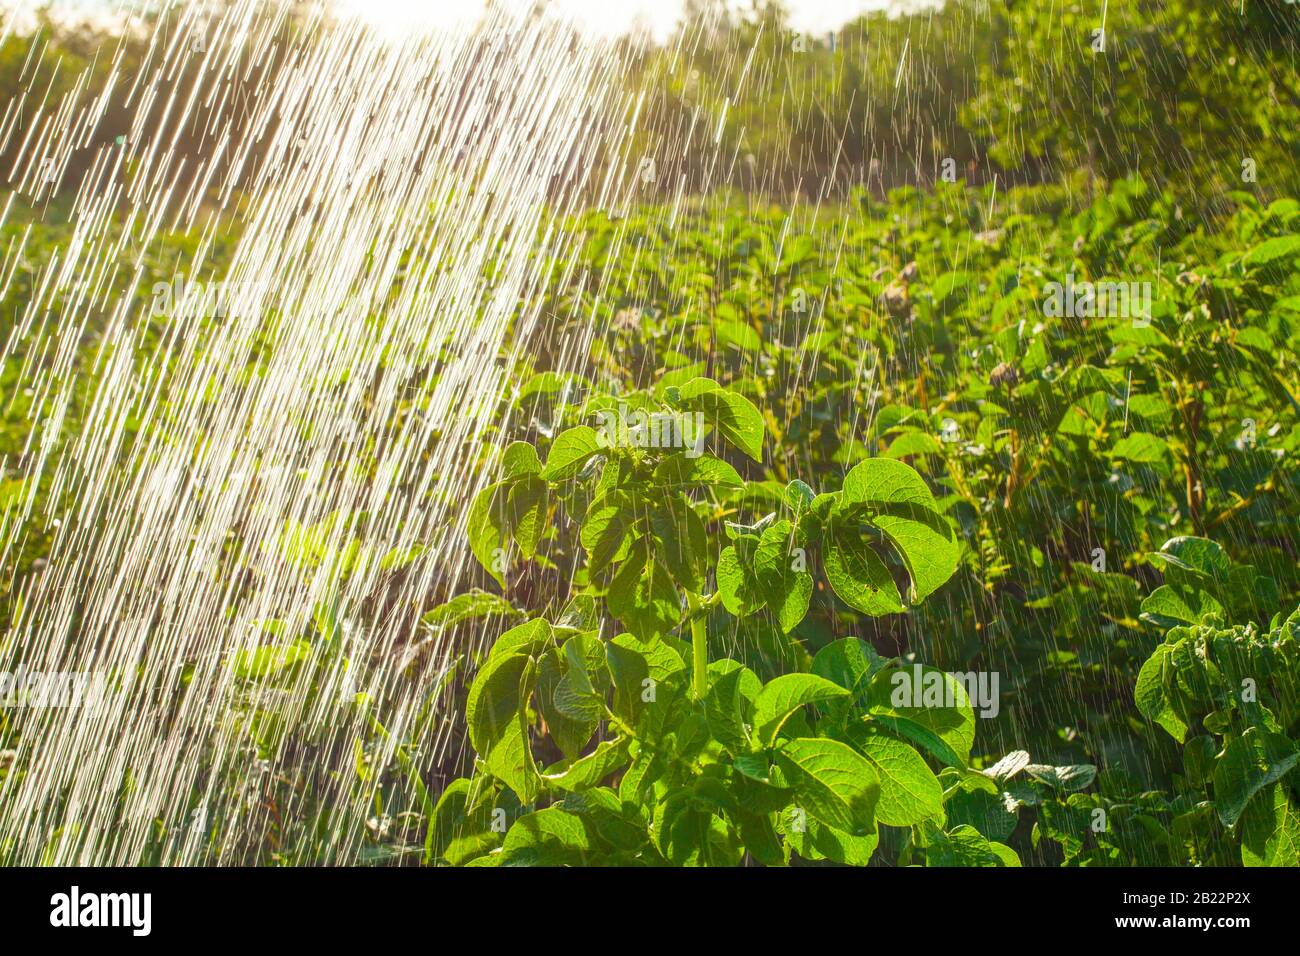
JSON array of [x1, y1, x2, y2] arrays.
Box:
[[687, 591, 708, 699], [1183, 391, 1205, 534]]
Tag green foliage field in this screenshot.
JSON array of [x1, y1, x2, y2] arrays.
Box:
[[409, 175, 1298, 866], [2, 1, 1300, 867], [4, 178, 1298, 868]]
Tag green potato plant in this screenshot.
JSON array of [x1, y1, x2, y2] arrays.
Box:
[[429, 377, 1042, 865], [1133, 537, 1300, 866], [3, 156, 1295, 866]]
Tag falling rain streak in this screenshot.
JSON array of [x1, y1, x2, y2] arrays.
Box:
[[0, 0, 649, 865]]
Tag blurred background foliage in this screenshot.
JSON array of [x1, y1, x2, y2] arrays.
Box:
[[626, 0, 1300, 207], [4, 1, 1297, 208]]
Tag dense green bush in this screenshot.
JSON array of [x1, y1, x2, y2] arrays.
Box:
[[448, 174, 1298, 865], [429, 384, 1100, 865]]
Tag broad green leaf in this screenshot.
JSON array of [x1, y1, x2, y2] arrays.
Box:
[[428, 778, 504, 865], [1243, 234, 1300, 268], [606, 552, 680, 640], [716, 319, 762, 351], [868, 665, 976, 763], [230, 639, 310, 682], [1135, 642, 1189, 741], [1109, 431, 1170, 465], [775, 737, 880, 835], [1139, 584, 1221, 629], [606, 633, 686, 718], [1150, 536, 1230, 579], [869, 712, 965, 769], [487, 618, 552, 661], [561, 632, 607, 696], [931, 269, 970, 307], [1241, 784, 1300, 867], [705, 662, 757, 755], [812, 637, 888, 700], [840, 457, 937, 509], [1213, 729, 1299, 826], [855, 731, 945, 827], [736, 812, 787, 866], [672, 377, 765, 461], [753, 519, 812, 633], [507, 475, 548, 558], [784, 479, 815, 510], [466, 649, 533, 754], [543, 738, 630, 792], [580, 491, 636, 577], [870, 503, 959, 602], [717, 545, 764, 615], [554, 594, 601, 631], [800, 822, 879, 865], [654, 794, 737, 865], [650, 496, 708, 593], [884, 430, 944, 459], [619, 745, 665, 803], [753, 673, 850, 746], [482, 660, 540, 802], [824, 526, 904, 614], [518, 370, 584, 399], [607, 633, 687, 685], [732, 753, 774, 782], [467, 481, 510, 585], [562, 787, 651, 854], [500, 808, 595, 866], [782, 813, 879, 865], [468, 622, 550, 780], [926, 824, 1018, 867], [378, 544, 426, 571], [777, 233, 814, 272], [541, 426, 602, 480], [987, 841, 1022, 866], [422, 589, 521, 631], [652, 452, 743, 488], [500, 441, 541, 479], [836, 459, 959, 601], [536, 649, 599, 759]]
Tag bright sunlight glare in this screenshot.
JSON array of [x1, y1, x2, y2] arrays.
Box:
[[331, 0, 915, 42]]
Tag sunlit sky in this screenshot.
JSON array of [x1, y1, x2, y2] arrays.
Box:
[[333, 1, 912, 41], [7, 1, 922, 43]]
